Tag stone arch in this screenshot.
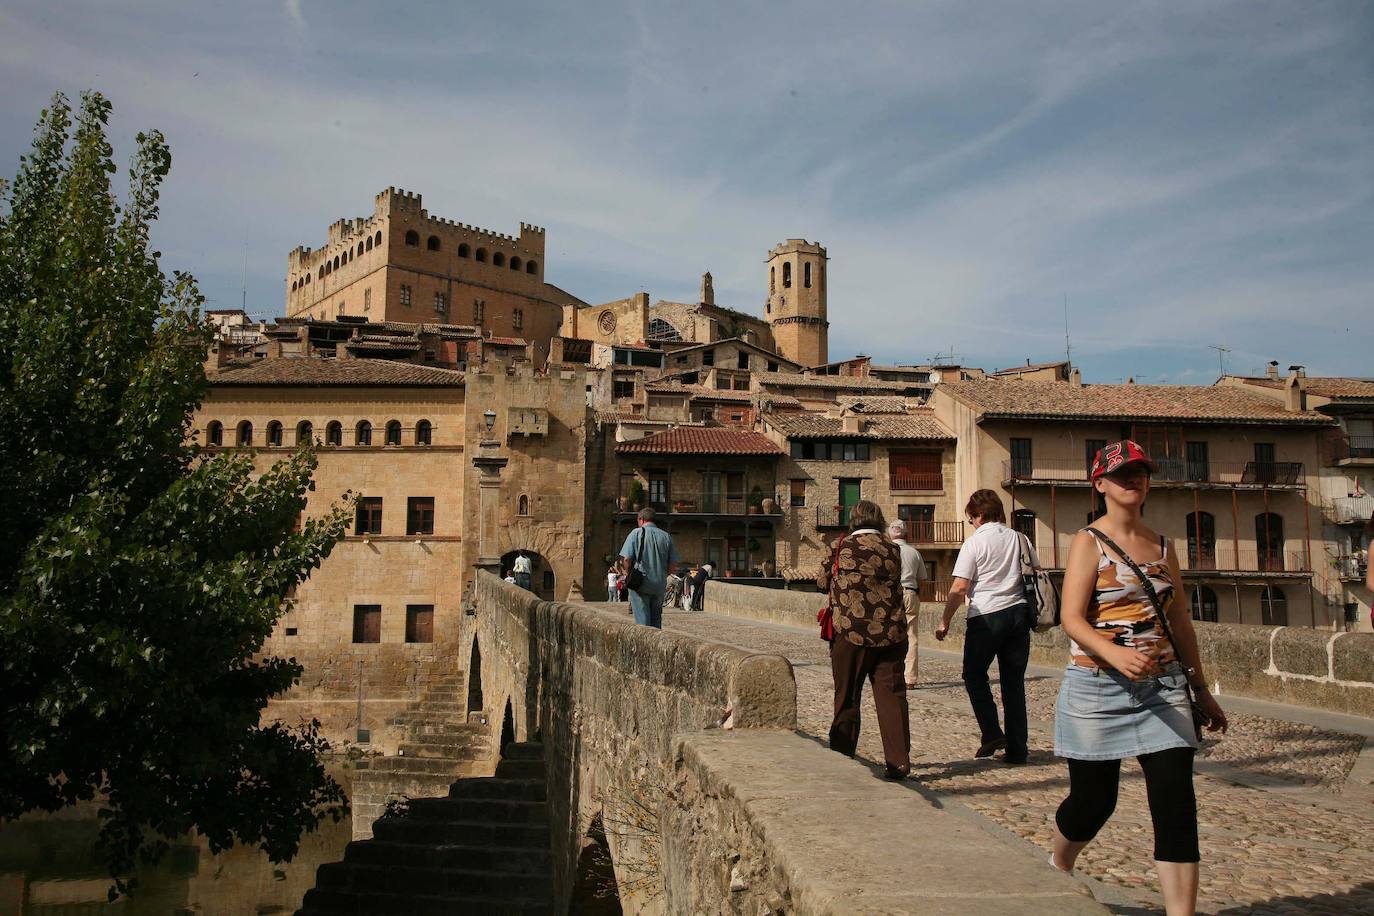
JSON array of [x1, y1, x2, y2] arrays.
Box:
[[355, 420, 373, 446], [357, 241, 364, 256], [492, 252, 506, 268], [782, 261, 791, 288], [647, 317, 681, 342], [374, 229, 383, 247], [475, 247, 488, 262], [266, 420, 283, 447], [332, 254, 340, 270], [384, 419, 402, 446], [415, 418, 432, 445], [296, 420, 313, 445], [466, 637, 484, 716], [509, 255, 521, 271], [404, 229, 420, 247], [236, 420, 253, 446], [458, 242, 470, 258], [365, 236, 374, 251], [568, 811, 623, 914], [325, 420, 342, 446], [426, 234, 440, 251], [525, 259, 537, 274], [206, 420, 223, 447], [500, 697, 516, 755], [501, 548, 554, 599]]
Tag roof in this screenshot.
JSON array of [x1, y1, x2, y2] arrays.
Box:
[[991, 360, 1070, 377], [943, 380, 1335, 426], [209, 357, 465, 387], [837, 395, 908, 414], [764, 410, 954, 441], [593, 410, 679, 426], [755, 371, 914, 392], [483, 337, 528, 347], [616, 427, 784, 456], [645, 381, 756, 402], [661, 336, 801, 368], [1234, 375, 1374, 401]]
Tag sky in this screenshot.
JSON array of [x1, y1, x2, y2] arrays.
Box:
[[1, 1, 1370, 383]]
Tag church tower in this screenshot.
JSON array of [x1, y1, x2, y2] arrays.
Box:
[[766, 239, 828, 367]]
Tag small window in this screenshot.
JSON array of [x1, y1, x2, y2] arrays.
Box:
[[475, 248, 487, 262], [513, 308, 523, 331], [399, 284, 412, 306], [353, 605, 381, 643], [1012, 509, 1037, 549], [768, 361, 778, 372], [782, 262, 792, 288], [474, 300, 485, 325], [285, 627, 298, 637], [510, 256, 522, 271], [517, 494, 529, 516], [366, 236, 374, 251], [733, 377, 749, 391], [702, 349, 714, 367], [804, 262, 812, 288], [333, 255, 340, 270], [355, 497, 383, 535], [326, 421, 342, 447], [374, 230, 382, 247], [405, 230, 420, 247], [297, 420, 313, 445], [236, 420, 253, 447], [526, 260, 538, 274], [415, 419, 432, 445], [385, 420, 402, 446], [737, 351, 749, 370], [363, 287, 371, 312], [206, 420, 223, 447], [406, 497, 434, 536], [426, 235, 440, 251], [357, 242, 364, 256], [789, 479, 806, 507], [267, 420, 283, 447], [613, 380, 636, 399], [434, 292, 447, 314], [356, 420, 373, 446], [1010, 438, 1033, 478], [458, 243, 470, 258], [405, 605, 434, 643], [492, 252, 506, 267]]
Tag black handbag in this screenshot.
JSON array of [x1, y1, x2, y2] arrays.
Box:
[[1086, 528, 1210, 742], [624, 527, 646, 593]]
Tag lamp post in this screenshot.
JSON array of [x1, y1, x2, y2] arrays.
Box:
[[473, 407, 507, 576]]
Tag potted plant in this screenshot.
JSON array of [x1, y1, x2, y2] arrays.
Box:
[[748, 485, 764, 515], [628, 479, 645, 511]]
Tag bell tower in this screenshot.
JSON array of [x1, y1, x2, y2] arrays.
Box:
[[766, 239, 828, 367]]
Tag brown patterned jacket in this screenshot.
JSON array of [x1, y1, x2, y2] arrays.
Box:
[[817, 529, 906, 646]]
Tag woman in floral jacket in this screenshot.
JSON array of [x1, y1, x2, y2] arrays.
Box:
[[818, 500, 910, 778]]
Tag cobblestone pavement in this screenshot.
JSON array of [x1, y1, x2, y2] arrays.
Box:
[[662, 611, 1374, 916]]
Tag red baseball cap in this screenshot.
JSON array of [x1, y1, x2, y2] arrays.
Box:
[[1090, 440, 1157, 481]]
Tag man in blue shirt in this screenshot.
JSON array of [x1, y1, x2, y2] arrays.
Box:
[[618, 508, 681, 628]]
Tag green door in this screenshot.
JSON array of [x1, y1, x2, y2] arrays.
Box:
[[839, 479, 861, 527]]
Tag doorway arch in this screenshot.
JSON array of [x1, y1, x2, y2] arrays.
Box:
[[466, 638, 484, 717], [500, 549, 555, 599]]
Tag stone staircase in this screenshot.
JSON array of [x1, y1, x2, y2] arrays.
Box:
[[349, 672, 492, 839], [297, 741, 553, 915]]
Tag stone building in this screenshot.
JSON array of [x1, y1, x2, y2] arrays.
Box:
[[284, 188, 587, 364], [764, 239, 829, 367], [932, 376, 1336, 627]]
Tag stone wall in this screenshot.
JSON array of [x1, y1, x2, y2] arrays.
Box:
[[707, 581, 1374, 718]]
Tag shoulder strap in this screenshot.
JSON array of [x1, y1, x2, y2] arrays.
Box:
[[1086, 528, 1177, 645], [1016, 531, 1038, 570]]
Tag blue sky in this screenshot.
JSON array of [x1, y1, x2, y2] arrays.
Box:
[[2, 1, 1370, 382]]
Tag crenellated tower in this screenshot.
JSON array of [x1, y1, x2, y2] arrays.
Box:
[[765, 239, 828, 367]]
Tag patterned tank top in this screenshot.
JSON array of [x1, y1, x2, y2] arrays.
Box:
[[1069, 534, 1177, 666]]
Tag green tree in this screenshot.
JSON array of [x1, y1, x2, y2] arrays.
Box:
[[0, 91, 350, 891]]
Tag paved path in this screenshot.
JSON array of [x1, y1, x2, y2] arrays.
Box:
[[659, 609, 1374, 916]]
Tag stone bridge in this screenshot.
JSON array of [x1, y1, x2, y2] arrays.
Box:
[[303, 575, 1374, 914]]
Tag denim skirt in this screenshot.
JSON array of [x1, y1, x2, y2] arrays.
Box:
[[1054, 663, 1200, 760]]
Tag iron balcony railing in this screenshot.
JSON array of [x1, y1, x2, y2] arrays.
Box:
[[1334, 555, 1369, 582], [1177, 546, 1309, 573], [889, 472, 944, 491], [816, 505, 851, 529], [1003, 458, 1305, 487], [1327, 495, 1374, 525]]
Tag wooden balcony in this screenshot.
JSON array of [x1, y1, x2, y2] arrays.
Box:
[[1003, 459, 1305, 490], [889, 472, 943, 492], [906, 520, 966, 546]]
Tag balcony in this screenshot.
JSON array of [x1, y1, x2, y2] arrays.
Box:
[[1327, 495, 1374, 526], [1178, 546, 1310, 576], [918, 577, 955, 602], [1003, 459, 1305, 490], [816, 505, 851, 529], [1326, 434, 1374, 466], [615, 498, 781, 523], [907, 520, 966, 545], [1333, 555, 1368, 583], [889, 471, 943, 492]]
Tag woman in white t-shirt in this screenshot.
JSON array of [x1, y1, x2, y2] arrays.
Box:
[[935, 489, 1037, 764]]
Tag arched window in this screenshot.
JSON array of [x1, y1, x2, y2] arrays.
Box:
[[770, 266, 775, 293], [517, 494, 529, 516], [318, 267, 324, 280], [426, 235, 440, 251], [357, 242, 364, 256], [1186, 511, 1216, 569], [1260, 586, 1288, 625], [206, 420, 223, 447], [1190, 586, 1219, 623], [304, 274, 310, 284], [267, 420, 283, 447], [415, 419, 432, 446], [405, 230, 420, 247], [525, 260, 537, 274], [458, 243, 470, 258], [492, 252, 505, 267], [385, 420, 402, 446], [355, 420, 372, 446], [1011, 508, 1036, 548], [297, 420, 313, 445], [475, 248, 488, 262], [782, 262, 792, 288], [291, 280, 297, 292], [1256, 512, 1284, 571], [333, 255, 340, 270], [804, 262, 812, 288], [236, 420, 253, 447], [647, 317, 682, 341], [365, 236, 374, 251], [510, 256, 521, 271], [374, 230, 382, 246], [325, 421, 342, 446]]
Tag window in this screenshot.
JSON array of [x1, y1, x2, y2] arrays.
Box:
[[385, 420, 402, 446], [1256, 512, 1284, 571], [353, 605, 381, 643], [399, 284, 412, 306], [475, 247, 487, 262], [1185, 441, 1209, 482], [415, 419, 432, 446], [613, 380, 635, 399], [405, 605, 434, 643], [206, 420, 223, 447], [366, 236, 374, 251], [1253, 442, 1276, 484], [890, 451, 942, 490], [267, 420, 283, 447], [681, 371, 698, 385], [1085, 438, 1106, 474], [374, 230, 382, 247], [648, 476, 670, 509], [898, 504, 936, 541], [356, 420, 373, 446], [363, 287, 371, 312], [405, 230, 420, 247], [702, 348, 714, 367], [406, 497, 434, 536], [510, 256, 521, 271], [648, 317, 681, 341], [737, 351, 750, 370], [727, 537, 747, 574], [1260, 586, 1287, 626], [326, 421, 342, 446], [236, 420, 253, 446], [715, 375, 731, 391], [789, 479, 807, 507], [333, 255, 340, 270], [474, 299, 485, 325], [296, 420, 313, 445], [1186, 511, 1216, 568], [434, 292, 447, 314], [1190, 586, 1219, 623], [458, 243, 470, 258], [426, 235, 440, 251], [355, 497, 383, 535], [542, 569, 554, 591], [1012, 509, 1037, 549], [517, 494, 529, 516], [492, 252, 505, 267], [782, 262, 792, 288], [804, 262, 812, 288], [768, 361, 778, 372], [513, 308, 523, 331], [1010, 438, 1032, 478], [526, 260, 538, 274]]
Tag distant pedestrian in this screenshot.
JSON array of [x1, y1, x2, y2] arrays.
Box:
[[512, 550, 533, 591], [936, 489, 1033, 764], [503, 571, 517, 586], [688, 563, 712, 612], [819, 500, 910, 780], [618, 508, 681, 628], [888, 519, 928, 688], [606, 565, 621, 602], [1049, 441, 1227, 916]]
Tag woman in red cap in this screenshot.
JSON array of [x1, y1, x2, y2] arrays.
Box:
[[1049, 440, 1228, 916]]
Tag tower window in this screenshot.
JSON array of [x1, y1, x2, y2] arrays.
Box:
[[405, 230, 420, 247], [493, 252, 506, 268], [399, 284, 412, 306], [206, 421, 223, 447], [782, 262, 791, 289], [426, 235, 440, 251], [476, 248, 487, 262], [458, 243, 470, 258], [804, 262, 812, 288], [513, 308, 523, 331]]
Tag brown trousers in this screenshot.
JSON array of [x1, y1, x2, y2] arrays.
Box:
[[829, 638, 911, 773]]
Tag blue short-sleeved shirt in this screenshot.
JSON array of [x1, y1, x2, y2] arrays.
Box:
[[619, 523, 681, 596]]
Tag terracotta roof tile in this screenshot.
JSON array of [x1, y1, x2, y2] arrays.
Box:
[[755, 371, 914, 392], [764, 410, 953, 441], [210, 357, 465, 387], [943, 380, 1334, 425], [616, 427, 783, 456], [1300, 377, 1374, 400], [837, 395, 909, 414]]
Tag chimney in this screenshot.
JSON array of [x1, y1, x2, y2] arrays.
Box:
[[841, 415, 862, 434], [1069, 367, 1082, 388], [1284, 366, 1307, 412], [1265, 360, 1280, 380]]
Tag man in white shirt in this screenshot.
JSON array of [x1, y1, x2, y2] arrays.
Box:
[[887, 520, 928, 688], [512, 551, 534, 591], [935, 489, 1038, 765]]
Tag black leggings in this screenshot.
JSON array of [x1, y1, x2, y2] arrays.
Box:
[[1055, 747, 1199, 863]]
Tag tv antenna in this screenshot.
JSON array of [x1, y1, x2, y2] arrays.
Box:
[[1208, 344, 1231, 378], [931, 346, 962, 366], [1063, 294, 1072, 366]]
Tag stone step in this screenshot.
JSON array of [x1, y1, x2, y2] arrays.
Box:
[[413, 723, 488, 737], [447, 778, 546, 802], [494, 759, 543, 781], [397, 740, 490, 759], [343, 840, 551, 872], [405, 797, 549, 825], [359, 756, 471, 777], [500, 742, 544, 761], [371, 816, 551, 848], [325, 864, 554, 899], [299, 886, 550, 915]]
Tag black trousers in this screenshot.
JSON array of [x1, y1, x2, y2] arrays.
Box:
[[1055, 748, 1200, 862], [829, 639, 911, 773], [961, 604, 1031, 760]]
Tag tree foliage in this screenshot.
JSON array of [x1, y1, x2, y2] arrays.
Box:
[[0, 91, 351, 890]]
